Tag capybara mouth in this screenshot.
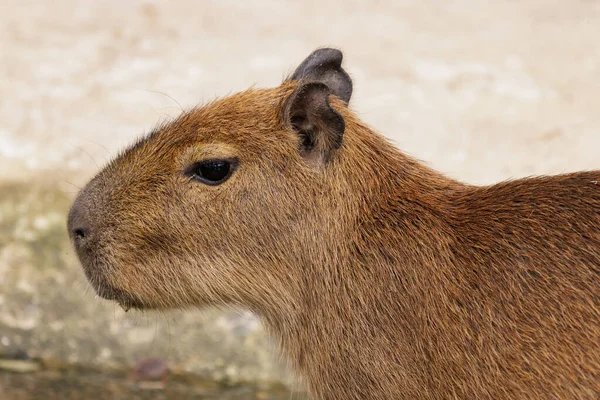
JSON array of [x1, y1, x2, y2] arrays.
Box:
[[74, 250, 147, 311], [95, 283, 146, 311]]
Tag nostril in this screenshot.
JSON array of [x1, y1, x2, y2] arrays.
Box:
[[73, 227, 87, 240]]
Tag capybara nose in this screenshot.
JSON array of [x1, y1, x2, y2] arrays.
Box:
[[68, 197, 92, 248]]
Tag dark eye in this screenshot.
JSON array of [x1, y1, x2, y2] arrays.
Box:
[[186, 159, 237, 185]]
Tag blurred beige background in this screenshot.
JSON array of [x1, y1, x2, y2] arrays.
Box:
[[1, 0, 599, 396]]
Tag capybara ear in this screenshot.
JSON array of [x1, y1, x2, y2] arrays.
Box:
[[283, 81, 345, 164], [289, 48, 352, 104]]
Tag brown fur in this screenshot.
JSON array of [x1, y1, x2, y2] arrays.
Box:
[[68, 50, 600, 399]]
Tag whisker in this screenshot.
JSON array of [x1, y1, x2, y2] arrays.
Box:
[[137, 89, 185, 113], [63, 180, 83, 191], [69, 144, 100, 170], [80, 139, 112, 160]]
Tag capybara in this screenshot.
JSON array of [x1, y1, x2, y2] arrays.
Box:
[[68, 48, 600, 399]]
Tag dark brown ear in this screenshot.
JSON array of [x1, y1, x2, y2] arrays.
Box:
[[284, 48, 352, 164], [289, 48, 352, 103], [283, 82, 345, 164]]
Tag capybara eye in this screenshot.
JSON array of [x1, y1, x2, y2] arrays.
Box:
[[185, 159, 237, 185]]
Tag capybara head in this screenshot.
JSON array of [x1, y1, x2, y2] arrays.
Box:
[[68, 49, 360, 312]]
